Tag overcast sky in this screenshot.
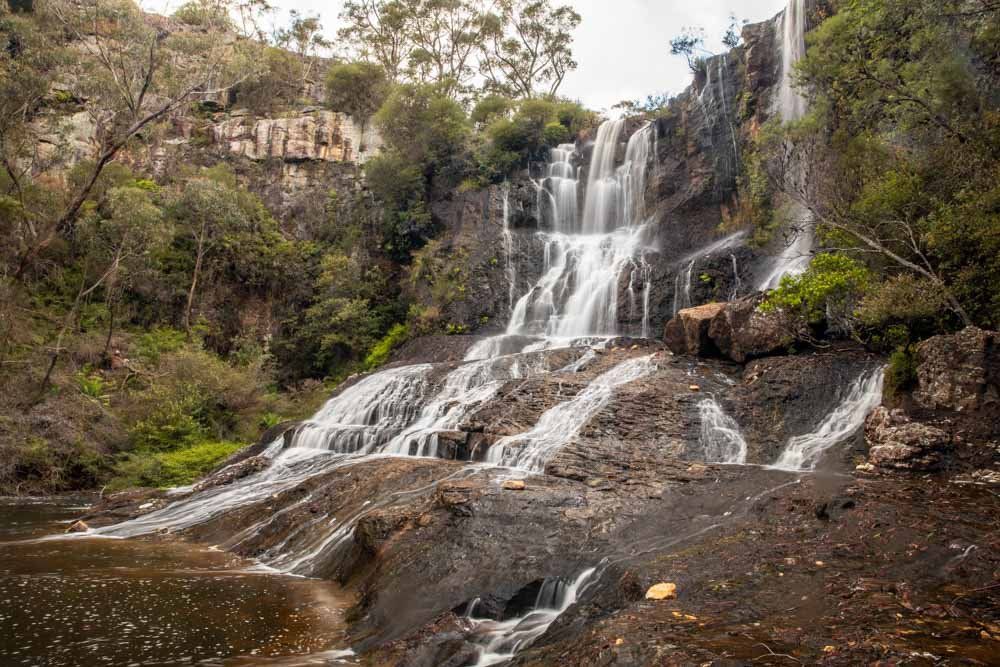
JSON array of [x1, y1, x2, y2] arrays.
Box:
[[145, 0, 790, 111]]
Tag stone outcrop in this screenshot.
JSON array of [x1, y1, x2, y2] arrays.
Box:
[[707, 295, 796, 363], [914, 327, 999, 413], [663, 303, 726, 356], [865, 407, 952, 471], [663, 296, 795, 363], [211, 109, 381, 164]]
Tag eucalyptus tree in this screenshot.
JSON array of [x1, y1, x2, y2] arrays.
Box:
[[478, 0, 581, 98]]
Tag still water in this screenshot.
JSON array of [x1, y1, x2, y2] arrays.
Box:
[[0, 498, 355, 666]]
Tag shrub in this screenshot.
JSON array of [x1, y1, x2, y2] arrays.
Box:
[[365, 323, 410, 369], [762, 253, 871, 330], [325, 61, 390, 127], [471, 95, 513, 125], [542, 121, 571, 147], [108, 440, 242, 490], [884, 346, 918, 400]]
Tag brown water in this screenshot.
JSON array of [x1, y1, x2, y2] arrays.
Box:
[[0, 498, 356, 666]]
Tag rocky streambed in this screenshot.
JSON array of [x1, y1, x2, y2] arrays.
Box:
[[48, 329, 999, 666]]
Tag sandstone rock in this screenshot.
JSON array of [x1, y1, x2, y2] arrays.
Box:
[[707, 295, 796, 363], [663, 303, 727, 356], [66, 520, 89, 533], [501, 480, 526, 491], [865, 407, 952, 471], [645, 582, 677, 600], [212, 110, 382, 164], [914, 327, 999, 413]]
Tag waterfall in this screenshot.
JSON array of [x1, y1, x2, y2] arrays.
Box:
[[501, 183, 518, 313], [759, 0, 813, 290], [499, 121, 656, 344], [772, 367, 885, 471], [698, 399, 748, 464], [580, 119, 625, 233], [486, 355, 656, 472], [776, 0, 808, 123], [469, 567, 598, 667]]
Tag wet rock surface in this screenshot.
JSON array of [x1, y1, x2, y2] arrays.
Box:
[[79, 338, 1000, 666]]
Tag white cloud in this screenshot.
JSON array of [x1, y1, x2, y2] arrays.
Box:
[[144, 0, 790, 110]]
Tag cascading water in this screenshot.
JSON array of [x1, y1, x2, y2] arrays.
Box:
[[759, 0, 814, 290], [698, 399, 748, 464], [91, 120, 667, 663], [470, 121, 657, 359], [773, 367, 885, 471], [486, 355, 656, 472], [469, 567, 598, 667], [776, 0, 808, 123]]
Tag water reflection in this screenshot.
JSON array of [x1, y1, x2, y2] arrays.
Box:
[[0, 499, 354, 666]]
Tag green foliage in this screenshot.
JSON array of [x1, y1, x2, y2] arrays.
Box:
[[472, 95, 513, 125], [364, 152, 435, 258], [75, 368, 109, 404], [542, 121, 571, 147], [365, 323, 410, 369], [476, 98, 592, 182], [762, 253, 871, 327], [767, 0, 1000, 331], [884, 346, 918, 400], [375, 83, 470, 169], [109, 441, 242, 491], [325, 61, 390, 125], [258, 412, 284, 430], [234, 46, 305, 113], [134, 328, 187, 364], [172, 0, 233, 29]]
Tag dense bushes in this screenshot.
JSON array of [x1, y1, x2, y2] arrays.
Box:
[[757, 0, 1000, 351]]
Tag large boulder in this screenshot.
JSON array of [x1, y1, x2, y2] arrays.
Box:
[[914, 327, 999, 413], [707, 295, 796, 363], [865, 407, 952, 471], [663, 303, 726, 356]]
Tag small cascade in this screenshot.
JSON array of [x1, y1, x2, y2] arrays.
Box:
[[538, 143, 579, 233], [290, 365, 433, 453], [698, 399, 748, 464], [381, 354, 545, 458], [501, 183, 518, 313], [486, 355, 656, 472], [672, 231, 747, 315], [773, 367, 885, 471], [469, 567, 598, 667], [729, 252, 742, 300]]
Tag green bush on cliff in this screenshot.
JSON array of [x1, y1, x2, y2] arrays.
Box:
[[762, 253, 871, 330], [365, 323, 410, 370]]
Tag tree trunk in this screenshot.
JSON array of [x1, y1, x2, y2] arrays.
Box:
[[184, 228, 206, 338]]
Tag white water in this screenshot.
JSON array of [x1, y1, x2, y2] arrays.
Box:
[[673, 231, 747, 315], [698, 399, 748, 464], [486, 355, 657, 472], [759, 0, 813, 290], [500, 183, 518, 314], [93, 120, 668, 662], [772, 367, 885, 471], [776, 0, 808, 123], [469, 567, 598, 667]]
